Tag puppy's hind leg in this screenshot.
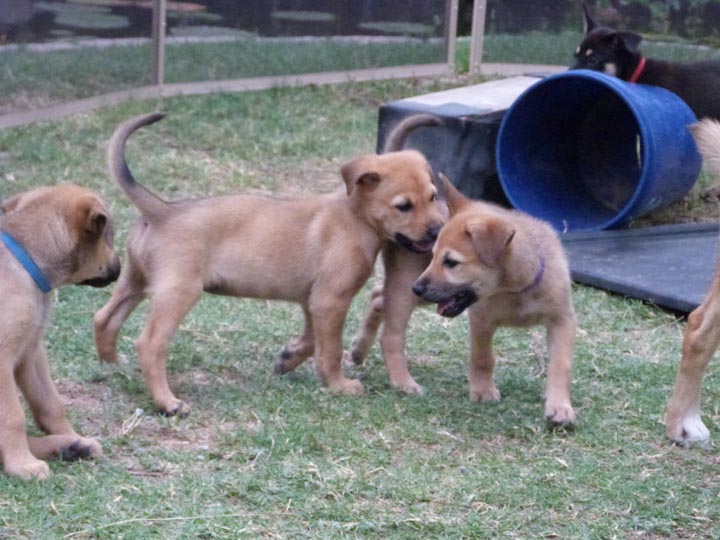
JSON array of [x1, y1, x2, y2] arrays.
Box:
[[135, 281, 203, 416], [378, 247, 429, 394], [94, 257, 146, 363], [666, 271, 720, 444], [16, 344, 102, 461], [275, 306, 315, 374], [350, 285, 384, 366]]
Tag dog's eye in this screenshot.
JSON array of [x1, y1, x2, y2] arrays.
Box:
[[443, 256, 459, 269], [395, 201, 414, 212]]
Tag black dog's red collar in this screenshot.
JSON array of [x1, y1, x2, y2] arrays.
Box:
[[628, 57, 646, 83]]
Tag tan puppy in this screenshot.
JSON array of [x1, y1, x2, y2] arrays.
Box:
[[412, 176, 577, 426], [0, 184, 120, 480], [93, 113, 445, 416], [350, 114, 446, 394], [666, 118, 720, 444]]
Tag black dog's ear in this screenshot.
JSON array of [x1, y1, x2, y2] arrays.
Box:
[[612, 31, 642, 53], [583, 3, 599, 33]]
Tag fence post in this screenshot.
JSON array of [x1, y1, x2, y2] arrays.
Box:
[[152, 0, 166, 86], [445, 0, 459, 71], [469, 0, 487, 75]]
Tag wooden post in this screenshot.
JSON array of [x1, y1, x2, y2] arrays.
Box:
[[445, 0, 459, 71], [469, 0, 487, 75], [152, 0, 166, 86]]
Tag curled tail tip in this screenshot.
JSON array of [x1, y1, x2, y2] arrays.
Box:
[[120, 112, 167, 132], [690, 118, 720, 178], [383, 113, 442, 153], [108, 112, 171, 219]]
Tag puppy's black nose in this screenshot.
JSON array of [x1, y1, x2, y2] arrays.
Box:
[[412, 278, 428, 298], [109, 261, 121, 282], [427, 225, 442, 242]]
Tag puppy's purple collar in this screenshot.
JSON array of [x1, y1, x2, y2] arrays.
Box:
[[519, 256, 545, 294], [1, 231, 52, 293]]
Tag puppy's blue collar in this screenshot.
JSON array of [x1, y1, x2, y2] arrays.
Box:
[[1, 231, 52, 293]]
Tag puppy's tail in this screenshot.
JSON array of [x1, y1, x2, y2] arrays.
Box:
[[382, 113, 441, 153], [690, 118, 720, 179], [108, 112, 172, 220]]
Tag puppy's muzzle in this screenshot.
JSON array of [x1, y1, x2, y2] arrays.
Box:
[[395, 224, 442, 254], [80, 260, 121, 288], [412, 278, 478, 318]]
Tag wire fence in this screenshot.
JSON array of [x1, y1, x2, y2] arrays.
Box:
[[2, 1, 720, 125]]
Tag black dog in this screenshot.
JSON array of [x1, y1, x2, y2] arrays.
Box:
[[572, 3, 720, 119]]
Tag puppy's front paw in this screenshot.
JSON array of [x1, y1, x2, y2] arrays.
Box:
[[545, 402, 576, 427], [329, 378, 365, 396], [5, 458, 50, 480], [158, 399, 190, 418], [390, 376, 424, 396], [469, 385, 500, 402], [666, 412, 710, 445], [60, 438, 103, 461]]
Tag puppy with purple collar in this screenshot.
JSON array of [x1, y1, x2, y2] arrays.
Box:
[[412, 176, 577, 427], [572, 3, 720, 119], [0, 184, 120, 480]]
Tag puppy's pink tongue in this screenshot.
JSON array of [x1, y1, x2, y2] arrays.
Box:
[[437, 302, 449, 316]]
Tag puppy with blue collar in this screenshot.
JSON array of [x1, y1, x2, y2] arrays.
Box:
[[0, 184, 120, 480]]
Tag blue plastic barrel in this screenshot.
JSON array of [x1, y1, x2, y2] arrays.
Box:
[[496, 70, 702, 231]]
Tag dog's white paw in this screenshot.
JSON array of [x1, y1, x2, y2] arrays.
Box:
[[469, 385, 501, 402], [5, 458, 50, 481], [667, 412, 711, 445]]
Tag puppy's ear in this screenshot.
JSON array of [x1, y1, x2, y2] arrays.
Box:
[[82, 200, 108, 234], [439, 173, 471, 215], [465, 218, 515, 267], [612, 31, 642, 53], [341, 155, 381, 196], [1, 193, 24, 215], [87, 210, 108, 234], [84, 203, 115, 247], [582, 3, 599, 33]]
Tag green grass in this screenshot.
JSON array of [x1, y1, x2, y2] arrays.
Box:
[[1, 79, 720, 539]]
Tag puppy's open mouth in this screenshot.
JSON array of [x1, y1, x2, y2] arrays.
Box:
[[436, 289, 478, 318], [395, 233, 434, 254], [80, 276, 116, 288]]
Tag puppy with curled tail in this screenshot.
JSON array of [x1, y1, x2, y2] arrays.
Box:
[[94, 113, 446, 416]]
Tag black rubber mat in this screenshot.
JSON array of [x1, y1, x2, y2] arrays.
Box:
[[562, 223, 720, 313]]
